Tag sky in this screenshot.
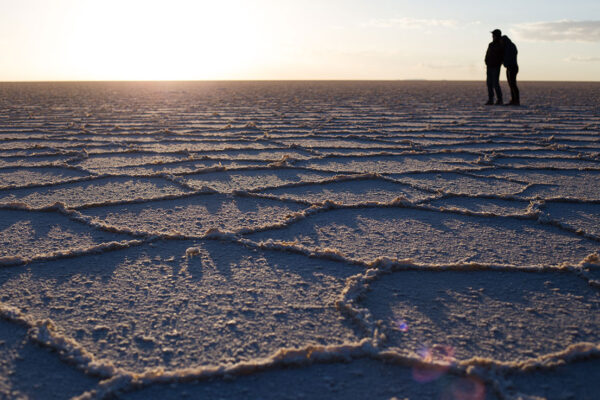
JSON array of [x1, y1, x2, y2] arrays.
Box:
[[1, 0, 599, 81]]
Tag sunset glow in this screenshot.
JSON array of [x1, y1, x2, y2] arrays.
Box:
[[1, 0, 599, 81]]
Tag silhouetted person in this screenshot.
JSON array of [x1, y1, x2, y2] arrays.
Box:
[[502, 35, 520, 105], [485, 29, 503, 105]]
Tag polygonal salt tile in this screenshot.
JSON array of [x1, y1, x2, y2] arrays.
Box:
[[542, 202, 600, 237], [474, 169, 600, 201], [0, 210, 133, 262], [0, 319, 99, 400], [493, 156, 600, 169], [394, 172, 526, 196], [183, 168, 336, 192], [110, 160, 269, 175], [427, 198, 531, 216], [75, 153, 188, 172], [120, 358, 497, 400], [0, 167, 89, 188], [194, 149, 313, 161], [505, 359, 600, 400], [0, 176, 191, 208], [137, 140, 279, 153], [361, 269, 600, 362], [0, 240, 362, 372], [262, 179, 432, 205], [0, 155, 72, 168], [300, 154, 479, 174], [81, 194, 306, 235], [246, 207, 599, 265]]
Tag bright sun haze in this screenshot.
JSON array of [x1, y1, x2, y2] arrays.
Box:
[[1, 0, 599, 81]]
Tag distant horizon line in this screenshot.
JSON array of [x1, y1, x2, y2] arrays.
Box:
[[1, 79, 600, 83]]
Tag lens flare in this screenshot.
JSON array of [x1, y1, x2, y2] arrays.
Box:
[[392, 319, 409, 332], [412, 344, 456, 383], [443, 377, 486, 400]]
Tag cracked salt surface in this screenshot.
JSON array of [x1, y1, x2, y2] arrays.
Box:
[[0, 81, 599, 399]]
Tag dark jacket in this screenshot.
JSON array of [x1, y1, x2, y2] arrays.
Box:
[[485, 39, 503, 68], [502, 36, 518, 69]]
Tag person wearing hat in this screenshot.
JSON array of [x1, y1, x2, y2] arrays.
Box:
[[485, 29, 504, 105], [502, 35, 520, 105]]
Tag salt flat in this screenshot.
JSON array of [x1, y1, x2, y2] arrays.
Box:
[[0, 81, 599, 400]]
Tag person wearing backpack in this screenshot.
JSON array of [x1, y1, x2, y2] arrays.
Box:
[[502, 35, 520, 105]]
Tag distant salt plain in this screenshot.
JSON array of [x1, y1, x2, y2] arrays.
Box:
[[1, 81, 599, 400]]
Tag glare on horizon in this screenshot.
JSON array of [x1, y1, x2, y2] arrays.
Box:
[[1, 0, 599, 81]]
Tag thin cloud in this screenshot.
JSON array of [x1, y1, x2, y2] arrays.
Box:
[[513, 20, 600, 42], [565, 56, 600, 62], [362, 17, 457, 29]]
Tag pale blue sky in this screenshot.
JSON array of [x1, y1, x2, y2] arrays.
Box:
[[1, 0, 599, 80]]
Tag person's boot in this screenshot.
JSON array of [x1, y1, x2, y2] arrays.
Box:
[[485, 99, 494, 105], [495, 98, 503, 105]]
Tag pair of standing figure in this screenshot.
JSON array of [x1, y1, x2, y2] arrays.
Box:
[[485, 29, 520, 106]]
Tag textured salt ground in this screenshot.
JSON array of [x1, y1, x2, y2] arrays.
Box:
[[191, 149, 315, 161], [183, 168, 337, 192], [473, 169, 600, 200], [104, 159, 269, 176], [0, 81, 599, 399], [0, 166, 89, 188], [299, 154, 482, 174], [0, 319, 99, 400], [542, 202, 600, 237], [247, 207, 598, 265], [0, 154, 74, 168], [81, 194, 305, 235], [74, 153, 189, 172], [362, 270, 600, 361], [0, 177, 190, 209], [392, 172, 527, 196], [136, 140, 281, 153], [261, 179, 433, 205], [0, 209, 132, 261], [426, 198, 531, 216], [505, 359, 600, 400], [0, 240, 361, 372], [119, 358, 498, 400], [492, 156, 600, 169]]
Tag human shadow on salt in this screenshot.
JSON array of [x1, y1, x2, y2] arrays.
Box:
[[246, 207, 599, 265], [0, 239, 362, 372], [0, 209, 133, 261], [120, 358, 498, 400], [361, 269, 600, 362], [81, 194, 306, 235], [0, 319, 99, 400]]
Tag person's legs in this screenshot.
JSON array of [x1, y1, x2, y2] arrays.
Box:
[[507, 66, 520, 104], [492, 67, 502, 104], [486, 68, 494, 103], [486, 66, 502, 104]]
